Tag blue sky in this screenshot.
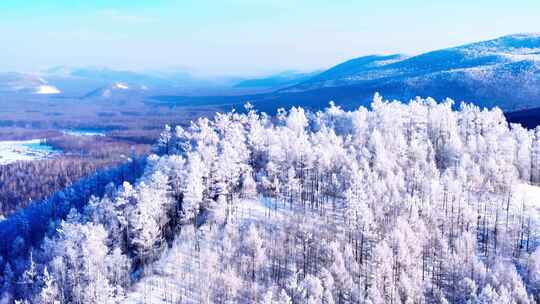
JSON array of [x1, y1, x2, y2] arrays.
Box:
[[1, 0, 539, 75]]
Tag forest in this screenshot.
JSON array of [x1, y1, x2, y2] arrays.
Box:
[[0, 134, 150, 217], [1, 94, 540, 303]]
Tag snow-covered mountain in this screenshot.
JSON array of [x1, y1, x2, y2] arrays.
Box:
[[42, 67, 186, 96], [50, 67, 187, 88], [0, 67, 199, 97], [81, 82, 148, 99], [0, 72, 61, 95], [279, 33, 540, 111], [27, 66, 249, 97], [233, 70, 320, 90], [3, 34, 540, 111]]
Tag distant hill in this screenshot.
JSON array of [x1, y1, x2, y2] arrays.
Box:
[[151, 33, 540, 114], [233, 71, 320, 90], [0, 72, 61, 95], [3, 34, 540, 116], [29, 67, 280, 98], [277, 33, 540, 111], [44, 67, 194, 96], [81, 82, 148, 100]]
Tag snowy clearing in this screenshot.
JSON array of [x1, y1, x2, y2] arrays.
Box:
[[61, 129, 106, 137], [120, 198, 276, 304], [35, 85, 61, 94], [122, 195, 345, 304], [514, 183, 540, 226], [121, 183, 540, 304], [0, 139, 61, 165], [514, 183, 540, 209], [114, 82, 129, 90]]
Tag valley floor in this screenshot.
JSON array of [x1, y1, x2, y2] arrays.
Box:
[[0, 139, 60, 165]]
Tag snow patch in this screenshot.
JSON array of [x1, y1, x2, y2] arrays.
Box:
[[0, 139, 61, 165], [62, 129, 106, 137], [122, 197, 290, 303], [513, 183, 540, 217], [114, 82, 129, 90], [35, 85, 61, 94]]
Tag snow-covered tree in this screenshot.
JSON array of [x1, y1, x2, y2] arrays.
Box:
[[10, 95, 540, 303]]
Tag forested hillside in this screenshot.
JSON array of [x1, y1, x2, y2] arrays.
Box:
[[0, 134, 150, 217], [3, 94, 540, 303]]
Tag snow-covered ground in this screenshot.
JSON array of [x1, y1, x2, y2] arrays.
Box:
[[121, 182, 540, 304], [121, 197, 290, 304], [0, 139, 61, 165], [35, 84, 61, 94], [513, 183, 540, 207], [513, 183, 540, 227], [62, 129, 106, 136], [122, 195, 345, 304]]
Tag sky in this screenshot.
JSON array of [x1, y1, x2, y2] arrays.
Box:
[[1, 0, 539, 76]]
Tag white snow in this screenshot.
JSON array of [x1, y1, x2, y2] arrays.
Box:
[[0, 139, 61, 165], [35, 85, 61, 94], [114, 82, 129, 90], [121, 197, 290, 304], [101, 89, 112, 98], [121, 196, 343, 304], [62, 129, 106, 137], [514, 183, 540, 207], [120, 182, 540, 304], [513, 183, 540, 224]]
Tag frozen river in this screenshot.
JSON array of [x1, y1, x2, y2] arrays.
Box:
[[0, 139, 61, 165], [62, 128, 106, 137]]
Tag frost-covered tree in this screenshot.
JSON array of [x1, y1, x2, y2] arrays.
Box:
[[38, 267, 58, 304], [157, 124, 173, 155], [11, 94, 540, 303], [243, 224, 265, 282]]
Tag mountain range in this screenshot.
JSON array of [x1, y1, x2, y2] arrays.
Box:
[[148, 33, 540, 114], [277, 33, 540, 111], [0, 72, 61, 95], [1, 33, 540, 115], [233, 70, 320, 90]]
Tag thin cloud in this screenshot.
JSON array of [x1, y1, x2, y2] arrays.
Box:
[[99, 9, 154, 24]]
